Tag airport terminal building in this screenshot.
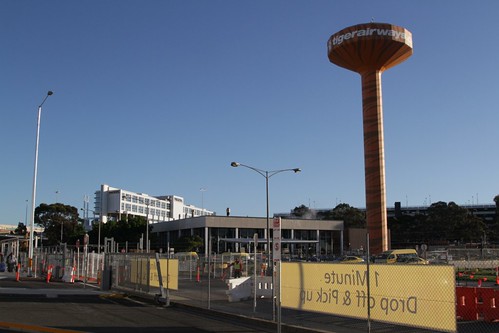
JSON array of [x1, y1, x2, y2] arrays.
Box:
[[93, 184, 214, 229], [151, 215, 344, 258]]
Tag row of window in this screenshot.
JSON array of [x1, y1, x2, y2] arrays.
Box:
[[121, 203, 171, 218], [122, 194, 168, 209], [183, 207, 203, 216]]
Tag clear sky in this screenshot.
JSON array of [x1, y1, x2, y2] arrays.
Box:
[[1, 1, 498, 226]]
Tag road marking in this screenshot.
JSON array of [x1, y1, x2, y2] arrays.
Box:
[[0, 321, 89, 333]]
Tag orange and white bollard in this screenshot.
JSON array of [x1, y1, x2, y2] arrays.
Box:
[[70, 266, 76, 283], [478, 278, 483, 288], [15, 263, 21, 282], [46, 265, 53, 283]]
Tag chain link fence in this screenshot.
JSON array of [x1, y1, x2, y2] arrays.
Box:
[[9, 247, 499, 332]]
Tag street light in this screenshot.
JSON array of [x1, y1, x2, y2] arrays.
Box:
[[145, 199, 150, 253], [230, 162, 301, 269], [28, 90, 53, 276], [200, 188, 207, 216]]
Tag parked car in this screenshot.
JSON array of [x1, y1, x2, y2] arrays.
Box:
[[339, 255, 365, 263], [374, 249, 428, 264]]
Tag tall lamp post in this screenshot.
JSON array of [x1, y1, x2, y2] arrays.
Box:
[[145, 200, 150, 253], [200, 188, 206, 216], [28, 91, 53, 276], [230, 162, 300, 268]]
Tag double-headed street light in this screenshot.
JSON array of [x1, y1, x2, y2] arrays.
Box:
[[230, 162, 301, 270], [29, 91, 53, 276]]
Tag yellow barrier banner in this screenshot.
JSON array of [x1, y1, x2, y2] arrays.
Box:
[[131, 258, 179, 290], [282, 262, 456, 332], [150, 258, 178, 290]]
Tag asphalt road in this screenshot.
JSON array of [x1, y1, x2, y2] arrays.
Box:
[[0, 276, 275, 333], [2, 271, 498, 333]]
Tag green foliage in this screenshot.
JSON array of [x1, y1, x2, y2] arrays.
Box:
[[14, 223, 27, 236], [291, 205, 316, 219], [328, 203, 366, 228], [88, 215, 149, 247], [34, 203, 86, 245], [172, 235, 203, 252], [390, 201, 489, 246], [425, 201, 485, 243]]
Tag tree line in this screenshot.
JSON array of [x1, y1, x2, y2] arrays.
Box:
[[291, 197, 499, 246], [10, 195, 499, 251], [13, 203, 197, 252]]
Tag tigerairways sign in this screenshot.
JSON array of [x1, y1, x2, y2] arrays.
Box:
[[329, 27, 412, 48]]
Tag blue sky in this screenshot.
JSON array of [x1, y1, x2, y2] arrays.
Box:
[[1, 1, 498, 226]]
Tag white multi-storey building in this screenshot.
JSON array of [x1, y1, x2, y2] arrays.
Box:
[[94, 184, 213, 226]]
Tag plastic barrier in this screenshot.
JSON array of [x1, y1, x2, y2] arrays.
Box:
[[226, 277, 252, 302], [254, 276, 273, 298], [456, 287, 478, 320], [456, 286, 499, 322], [481, 288, 499, 322], [62, 265, 76, 283]]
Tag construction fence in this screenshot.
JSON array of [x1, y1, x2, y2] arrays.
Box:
[[105, 252, 499, 333], [10, 247, 499, 333]]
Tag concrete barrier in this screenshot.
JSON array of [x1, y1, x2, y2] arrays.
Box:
[[254, 276, 273, 298], [226, 276, 275, 302], [226, 276, 252, 302]]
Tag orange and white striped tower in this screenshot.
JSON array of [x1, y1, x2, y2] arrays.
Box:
[[328, 23, 413, 254]]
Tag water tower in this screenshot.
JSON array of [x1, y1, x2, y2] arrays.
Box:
[[328, 23, 413, 254]]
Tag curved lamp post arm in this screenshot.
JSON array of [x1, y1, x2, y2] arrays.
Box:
[[231, 162, 266, 178], [268, 168, 301, 178], [231, 162, 301, 179]]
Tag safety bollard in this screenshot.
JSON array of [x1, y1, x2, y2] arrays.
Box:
[[196, 265, 200, 282], [46, 265, 53, 283], [70, 266, 76, 283], [15, 263, 20, 282]]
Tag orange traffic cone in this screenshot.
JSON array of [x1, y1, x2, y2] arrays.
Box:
[[46, 265, 53, 283], [70, 266, 76, 283], [15, 263, 20, 282]]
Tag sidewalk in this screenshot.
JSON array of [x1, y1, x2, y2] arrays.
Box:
[[165, 276, 499, 333], [167, 277, 424, 333]]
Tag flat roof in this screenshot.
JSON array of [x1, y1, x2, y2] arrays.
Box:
[[152, 215, 343, 233]]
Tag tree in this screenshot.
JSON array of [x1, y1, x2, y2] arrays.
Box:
[[34, 203, 86, 246], [14, 222, 27, 236], [87, 215, 152, 251], [490, 195, 499, 241], [388, 213, 427, 247], [425, 201, 485, 245], [290, 205, 316, 219], [327, 203, 366, 228], [172, 235, 203, 252]]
